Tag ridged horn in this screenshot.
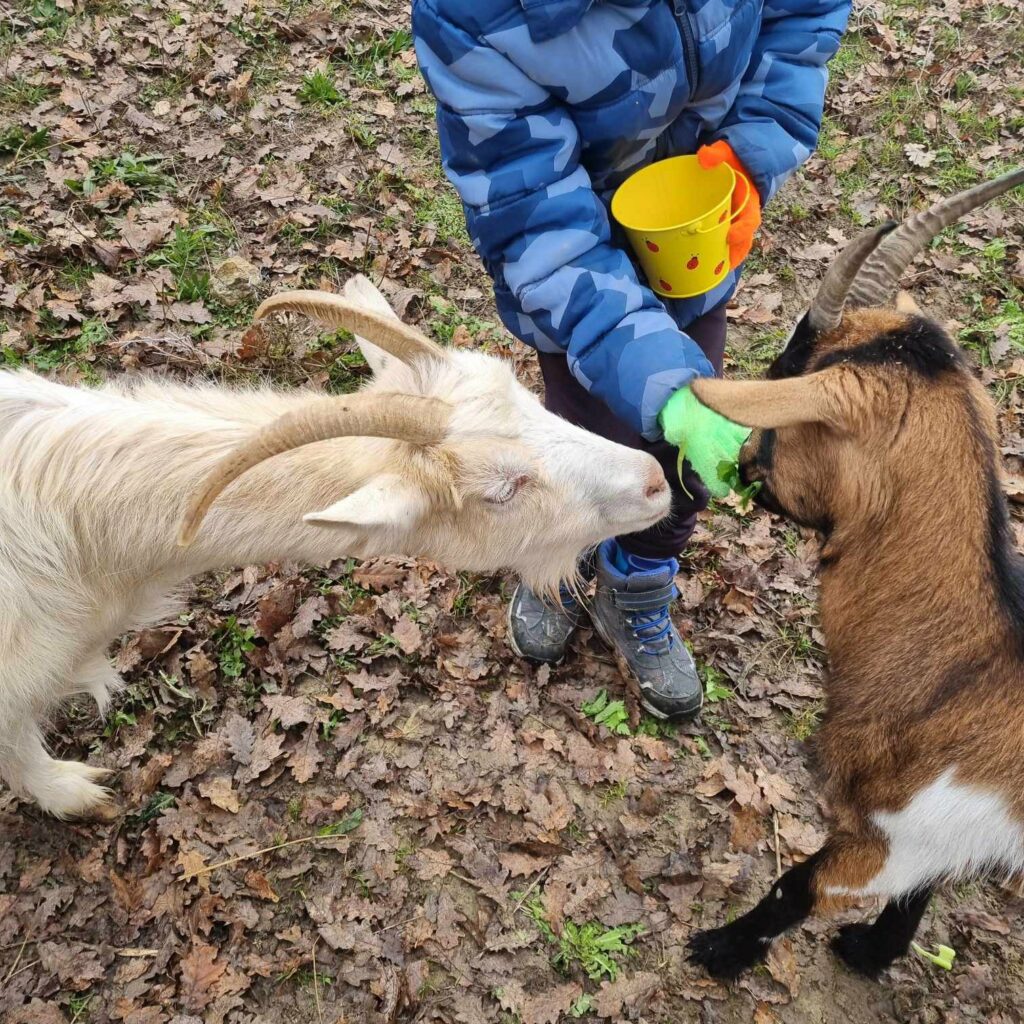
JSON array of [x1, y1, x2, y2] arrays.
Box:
[[255, 290, 448, 366], [178, 392, 451, 546], [847, 167, 1024, 309], [807, 222, 898, 333]]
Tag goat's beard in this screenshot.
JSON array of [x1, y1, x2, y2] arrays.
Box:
[[516, 548, 590, 605]]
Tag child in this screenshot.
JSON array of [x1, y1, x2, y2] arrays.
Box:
[[413, 0, 850, 719]]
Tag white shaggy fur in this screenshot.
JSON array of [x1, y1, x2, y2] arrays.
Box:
[[827, 768, 1024, 898], [0, 277, 669, 817]]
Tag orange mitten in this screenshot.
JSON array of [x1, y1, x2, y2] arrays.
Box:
[[697, 140, 762, 268]]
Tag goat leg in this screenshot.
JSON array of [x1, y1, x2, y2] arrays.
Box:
[[688, 849, 824, 978], [831, 887, 933, 977]]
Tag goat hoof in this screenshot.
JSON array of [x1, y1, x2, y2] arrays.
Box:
[[688, 925, 768, 979], [831, 923, 888, 978], [32, 762, 117, 821]]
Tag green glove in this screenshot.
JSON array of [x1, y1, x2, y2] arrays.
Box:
[[659, 386, 752, 499]]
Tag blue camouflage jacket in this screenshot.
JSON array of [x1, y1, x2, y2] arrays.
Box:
[[413, 0, 851, 439]]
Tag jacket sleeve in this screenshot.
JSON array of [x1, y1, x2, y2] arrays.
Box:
[[708, 0, 852, 203], [412, 0, 715, 441]]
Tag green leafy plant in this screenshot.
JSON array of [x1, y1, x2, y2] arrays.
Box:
[[581, 689, 631, 736], [317, 807, 364, 837], [700, 664, 733, 704], [214, 616, 256, 679], [569, 994, 594, 1017], [717, 458, 761, 508], [66, 152, 174, 199], [520, 893, 643, 980]]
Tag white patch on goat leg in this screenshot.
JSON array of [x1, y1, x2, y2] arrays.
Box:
[[827, 768, 1024, 898], [68, 652, 124, 713], [1, 721, 114, 818]]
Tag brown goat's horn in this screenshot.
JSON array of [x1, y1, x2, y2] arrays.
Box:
[[178, 392, 451, 546], [255, 290, 448, 366], [847, 167, 1024, 309], [807, 223, 898, 333]]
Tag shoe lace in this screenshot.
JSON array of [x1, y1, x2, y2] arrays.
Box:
[[558, 581, 581, 611], [626, 594, 676, 654]]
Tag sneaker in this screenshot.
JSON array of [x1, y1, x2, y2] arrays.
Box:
[[508, 580, 585, 664], [589, 539, 703, 720]]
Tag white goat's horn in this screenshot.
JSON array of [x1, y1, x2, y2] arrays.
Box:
[[255, 290, 448, 366], [847, 167, 1024, 309], [178, 392, 451, 546], [807, 222, 898, 333]]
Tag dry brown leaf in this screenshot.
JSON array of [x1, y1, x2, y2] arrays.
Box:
[[197, 775, 240, 813], [178, 941, 227, 1011]]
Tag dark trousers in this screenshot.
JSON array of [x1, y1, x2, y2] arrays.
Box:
[[537, 303, 728, 561]]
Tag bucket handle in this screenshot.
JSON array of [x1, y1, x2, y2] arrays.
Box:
[[691, 166, 752, 235]]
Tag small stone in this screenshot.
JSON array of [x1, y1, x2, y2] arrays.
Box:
[[209, 255, 261, 306]]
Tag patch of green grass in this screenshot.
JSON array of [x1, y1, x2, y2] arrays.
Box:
[[344, 28, 413, 84], [786, 700, 824, 741], [829, 30, 871, 82], [0, 75, 55, 108], [581, 689, 631, 736], [427, 296, 503, 347], [699, 663, 732, 704], [147, 224, 224, 302], [214, 616, 256, 679], [600, 780, 629, 805], [67, 993, 92, 1024], [960, 300, 1024, 362], [298, 67, 343, 107], [412, 185, 469, 245]]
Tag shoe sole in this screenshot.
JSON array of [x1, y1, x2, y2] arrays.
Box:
[[589, 611, 703, 723]]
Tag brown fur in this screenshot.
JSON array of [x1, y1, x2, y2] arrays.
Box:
[[698, 307, 1024, 908]]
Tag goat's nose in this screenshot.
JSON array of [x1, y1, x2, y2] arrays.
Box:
[[644, 466, 668, 500]]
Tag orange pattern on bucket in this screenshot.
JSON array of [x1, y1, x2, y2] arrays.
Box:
[[611, 155, 750, 299]]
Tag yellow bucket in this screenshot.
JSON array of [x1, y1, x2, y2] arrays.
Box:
[[611, 155, 749, 299]]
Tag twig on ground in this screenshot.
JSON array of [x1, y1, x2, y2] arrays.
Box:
[[3, 936, 29, 986], [311, 936, 324, 1024], [181, 833, 348, 880]]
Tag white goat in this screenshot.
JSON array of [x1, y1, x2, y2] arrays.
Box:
[[0, 276, 670, 818]]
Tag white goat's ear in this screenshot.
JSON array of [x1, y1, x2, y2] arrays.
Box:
[[342, 275, 399, 376], [304, 475, 426, 529]]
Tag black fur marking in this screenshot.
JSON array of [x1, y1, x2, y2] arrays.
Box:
[[983, 433, 1024, 648], [831, 888, 932, 978], [814, 318, 962, 380], [951, 381, 1024, 645], [768, 311, 817, 380], [689, 850, 823, 979]]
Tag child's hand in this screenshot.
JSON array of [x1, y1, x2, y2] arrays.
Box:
[[660, 385, 752, 499], [697, 141, 762, 268]]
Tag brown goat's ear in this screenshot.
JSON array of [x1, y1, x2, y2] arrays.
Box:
[[895, 291, 922, 315], [692, 371, 851, 430]]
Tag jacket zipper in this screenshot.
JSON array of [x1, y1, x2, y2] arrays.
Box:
[[672, 0, 700, 98]]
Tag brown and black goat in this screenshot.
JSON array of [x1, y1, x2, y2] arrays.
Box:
[[687, 167, 1024, 979]]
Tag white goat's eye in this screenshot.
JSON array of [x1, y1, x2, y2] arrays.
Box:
[[485, 474, 528, 505]]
